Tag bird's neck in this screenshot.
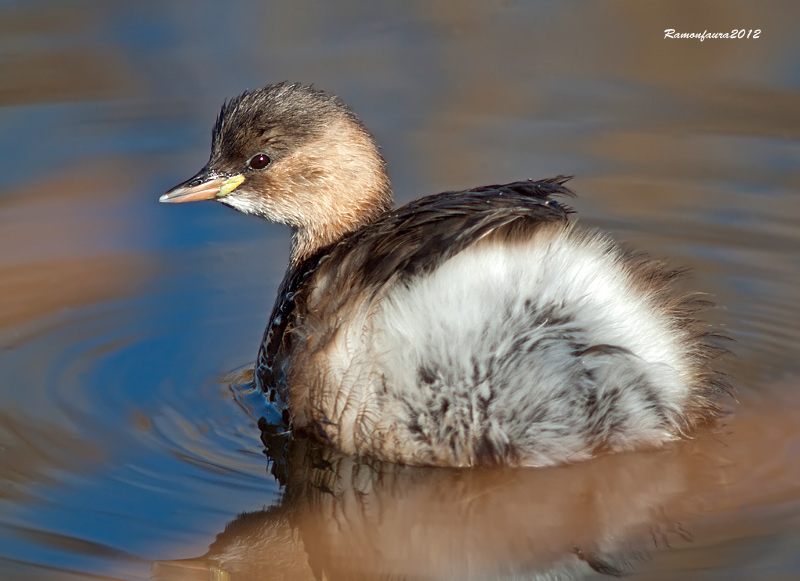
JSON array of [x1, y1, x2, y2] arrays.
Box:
[[282, 117, 393, 265], [289, 190, 391, 266]]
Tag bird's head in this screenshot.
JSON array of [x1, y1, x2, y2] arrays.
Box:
[[161, 82, 392, 263]]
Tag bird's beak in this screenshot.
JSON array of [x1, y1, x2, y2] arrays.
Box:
[[159, 170, 245, 204]]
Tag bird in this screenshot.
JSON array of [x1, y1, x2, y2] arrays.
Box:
[[160, 82, 725, 468]]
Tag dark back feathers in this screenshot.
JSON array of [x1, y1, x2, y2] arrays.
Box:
[[256, 177, 574, 393]]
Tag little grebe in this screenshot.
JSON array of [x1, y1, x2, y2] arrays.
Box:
[[161, 82, 725, 467]]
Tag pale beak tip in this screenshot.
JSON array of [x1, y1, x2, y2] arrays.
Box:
[[158, 175, 232, 204]]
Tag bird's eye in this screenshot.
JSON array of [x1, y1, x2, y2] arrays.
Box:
[[248, 153, 271, 170]]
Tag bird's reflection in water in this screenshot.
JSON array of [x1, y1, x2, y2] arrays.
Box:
[[153, 379, 727, 581]]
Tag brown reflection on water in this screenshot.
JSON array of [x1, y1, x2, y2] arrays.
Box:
[[154, 381, 800, 580], [0, 412, 106, 504], [0, 160, 156, 503], [0, 255, 151, 330], [0, 2, 140, 106], [0, 160, 155, 330], [403, 2, 798, 192]]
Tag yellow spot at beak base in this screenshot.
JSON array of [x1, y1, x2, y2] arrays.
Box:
[[218, 174, 245, 198]]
